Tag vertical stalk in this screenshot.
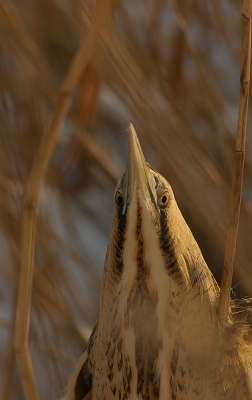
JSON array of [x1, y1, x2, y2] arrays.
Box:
[[218, 0, 251, 327]]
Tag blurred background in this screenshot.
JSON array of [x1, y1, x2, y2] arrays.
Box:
[[0, 0, 252, 399]]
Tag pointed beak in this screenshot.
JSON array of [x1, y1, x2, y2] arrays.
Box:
[[123, 124, 157, 213]]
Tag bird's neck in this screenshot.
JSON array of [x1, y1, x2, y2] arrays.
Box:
[[99, 217, 220, 362], [92, 209, 224, 400]]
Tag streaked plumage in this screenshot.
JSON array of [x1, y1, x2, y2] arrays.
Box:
[[66, 125, 252, 400]]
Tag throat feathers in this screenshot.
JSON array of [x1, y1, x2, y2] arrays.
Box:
[[66, 124, 252, 400]]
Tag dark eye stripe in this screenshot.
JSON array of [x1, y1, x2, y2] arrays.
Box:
[[159, 209, 179, 278], [112, 207, 127, 278], [154, 174, 159, 189], [136, 202, 150, 280]]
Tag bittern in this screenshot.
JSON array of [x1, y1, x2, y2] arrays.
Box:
[[66, 125, 252, 399]]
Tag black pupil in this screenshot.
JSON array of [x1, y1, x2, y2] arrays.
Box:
[[162, 195, 167, 204], [117, 195, 123, 204]]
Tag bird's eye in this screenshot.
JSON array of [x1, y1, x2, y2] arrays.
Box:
[[159, 191, 169, 207], [115, 191, 124, 207]]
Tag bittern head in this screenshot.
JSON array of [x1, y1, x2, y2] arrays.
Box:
[[105, 125, 198, 291], [101, 124, 218, 319], [98, 124, 220, 374]]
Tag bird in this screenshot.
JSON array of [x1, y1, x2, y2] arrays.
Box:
[[65, 124, 252, 400]]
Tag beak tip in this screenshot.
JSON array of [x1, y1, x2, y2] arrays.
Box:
[[128, 123, 136, 142], [128, 123, 142, 156], [128, 123, 134, 132]]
